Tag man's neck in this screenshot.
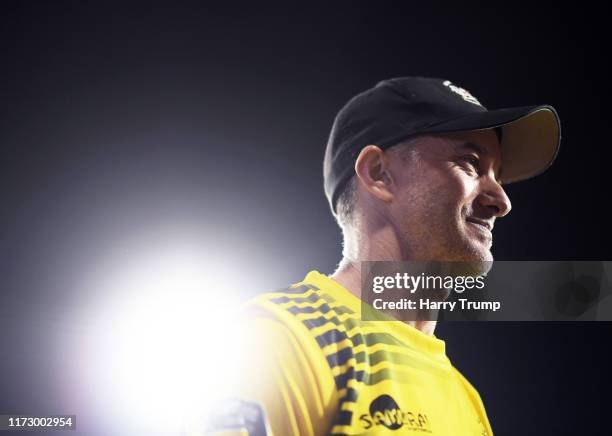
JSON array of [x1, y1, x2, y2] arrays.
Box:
[[329, 258, 438, 336]]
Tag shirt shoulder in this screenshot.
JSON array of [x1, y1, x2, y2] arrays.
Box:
[[214, 276, 345, 436], [243, 275, 361, 356]]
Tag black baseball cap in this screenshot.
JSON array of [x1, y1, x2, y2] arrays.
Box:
[[323, 76, 561, 214]]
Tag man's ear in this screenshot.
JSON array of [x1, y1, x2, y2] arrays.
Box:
[[354, 145, 394, 205]]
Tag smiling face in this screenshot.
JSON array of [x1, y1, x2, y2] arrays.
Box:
[[386, 129, 512, 267]]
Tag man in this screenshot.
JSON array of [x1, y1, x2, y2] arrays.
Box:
[[198, 77, 561, 435]]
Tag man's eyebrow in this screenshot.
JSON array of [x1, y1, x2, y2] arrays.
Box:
[[453, 141, 503, 182], [454, 141, 488, 156]]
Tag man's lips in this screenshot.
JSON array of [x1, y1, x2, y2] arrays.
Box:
[[466, 217, 494, 232]]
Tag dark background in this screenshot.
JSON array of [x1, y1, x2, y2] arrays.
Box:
[[1, 2, 609, 435]]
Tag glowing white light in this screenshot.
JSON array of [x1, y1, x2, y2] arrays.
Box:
[[86, 240, 248, 433]]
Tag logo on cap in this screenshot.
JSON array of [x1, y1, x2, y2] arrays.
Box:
[[443, 80, 482, 107]]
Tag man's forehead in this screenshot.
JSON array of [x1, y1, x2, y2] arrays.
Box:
[[439, 130, 501, 151], [452, 141, 495, 157], [393, 129, 502, 156], [405, 130, 504, 177]]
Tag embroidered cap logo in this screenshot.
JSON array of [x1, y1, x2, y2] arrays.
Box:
[[443, 80, 483, 107]]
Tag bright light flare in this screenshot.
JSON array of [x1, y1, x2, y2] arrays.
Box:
[[86, 243, 248, 433]]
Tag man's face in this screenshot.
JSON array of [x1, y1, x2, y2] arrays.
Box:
[[387, 129, 511, 267]]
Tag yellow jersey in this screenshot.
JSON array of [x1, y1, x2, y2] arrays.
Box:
[[199, 270, 493, 436]]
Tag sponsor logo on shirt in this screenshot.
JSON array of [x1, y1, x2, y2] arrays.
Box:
[[359, 394, 432, 432]]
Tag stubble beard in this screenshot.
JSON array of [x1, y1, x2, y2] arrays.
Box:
[[400, 212, 493, 278]]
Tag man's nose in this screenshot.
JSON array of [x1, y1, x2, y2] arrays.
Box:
[[478, 176, 512, 218]]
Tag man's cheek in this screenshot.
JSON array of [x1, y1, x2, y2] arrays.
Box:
[[447, 170, 475, 195]]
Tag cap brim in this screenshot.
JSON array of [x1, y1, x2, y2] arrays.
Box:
[[422, 105, 561, 183]]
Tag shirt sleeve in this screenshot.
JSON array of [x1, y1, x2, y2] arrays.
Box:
[[243, 314, 338, 436], [187, 302, 339, 436]]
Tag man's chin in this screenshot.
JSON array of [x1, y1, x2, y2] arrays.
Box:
[[457, 258, 493, 277], [449, 245, 493, 276]]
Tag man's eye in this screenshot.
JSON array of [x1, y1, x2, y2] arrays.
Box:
[[460, 156, 480, 171]]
